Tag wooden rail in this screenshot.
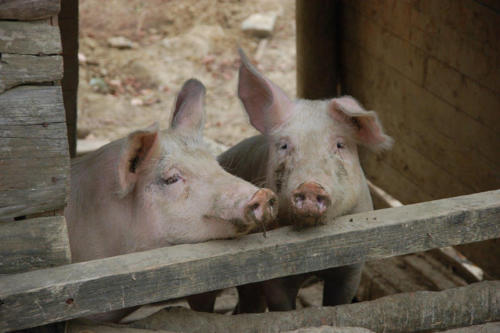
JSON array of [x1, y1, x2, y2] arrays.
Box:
[[1, 190, 499, 331]]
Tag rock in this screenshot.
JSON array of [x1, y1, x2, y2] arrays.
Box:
[[89, 77, 110, 94], [107, 36, 137, 49], [78, 52, 87, 65], [241, 12, 278, 38]]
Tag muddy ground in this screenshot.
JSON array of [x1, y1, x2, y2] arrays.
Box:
[[78, 0, 296, 147]]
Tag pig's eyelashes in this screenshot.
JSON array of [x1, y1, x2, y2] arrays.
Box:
[[163, 174, 181, 185]]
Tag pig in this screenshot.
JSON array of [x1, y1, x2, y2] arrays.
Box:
[[217, 51, 393, 312], [65, 79, 278, 321]]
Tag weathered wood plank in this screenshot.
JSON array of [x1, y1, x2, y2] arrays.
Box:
[[0, 54, 62, 93], [59, 0, 79, 157], [0, 86, 69, 220], [126, 281, 500, 333], [440, 322, 500, 333], [0, 20, 61, 55], [68, 321, 175, 333], [296, 0, 338, 99], [0, 216, 71, 274], [0, 0, 60, 20], [0, 190, 498, 331], [341, 41, 500, 194]]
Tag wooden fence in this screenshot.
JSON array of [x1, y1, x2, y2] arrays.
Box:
[[1, 189, 499, 331]]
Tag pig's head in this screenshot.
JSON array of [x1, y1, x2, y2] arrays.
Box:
[[237, 51, 392, 228], [116, 79, 277, 247]]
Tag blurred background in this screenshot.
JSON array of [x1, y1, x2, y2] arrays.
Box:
[[77, 0, 296, 149]]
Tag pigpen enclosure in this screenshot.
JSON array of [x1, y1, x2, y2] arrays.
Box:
[[1, 0, 499, 332]]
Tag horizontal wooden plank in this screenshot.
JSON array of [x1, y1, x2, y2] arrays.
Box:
[[0, 216, 71, 274], [341, 5, 426, 85], [126, 281, 499, 333], [341, 41, 500, 193], [341, 32, 500, 167], [0, 0, 60, 20], [344, 0, 412, 41], [0, 190, 498, 331], [343, 1, 500, 94], [413, 0, 500, 51], [0, 20, 61, 55], [423, 57, 500, 134], [361, 141, 474, 201], [0, 86, 69, 220], [0, 54, 62, 93]]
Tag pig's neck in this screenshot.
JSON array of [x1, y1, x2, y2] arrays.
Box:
[[217, 135, 269, 186], [349, 174, 374, 214]]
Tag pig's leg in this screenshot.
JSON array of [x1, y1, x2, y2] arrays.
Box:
[[320, 263, 363, 306], [187, 291, 218, 313], [234, 283, 267, 313], [263, 275, 306, 311]]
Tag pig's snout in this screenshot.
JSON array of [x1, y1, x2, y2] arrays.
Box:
[[291, 182, 331, 227], [244, 188, 278, 234]]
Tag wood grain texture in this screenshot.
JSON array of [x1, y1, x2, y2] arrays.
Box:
[[0, 216, 71, 274], [58, 0, 79, 157], [0, 86, 69, 220], [0, 190, 498, 331], [440, 322, 500, 333], [127, 281, 500, 333], [0, 20, 61, 55], [0, 0, 60, 20], [0, 54, 62, 93], [341, 41, 500, 196], [296, 0, 338, 99]]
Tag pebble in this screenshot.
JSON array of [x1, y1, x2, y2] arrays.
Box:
[[241, 12, 278, 38]]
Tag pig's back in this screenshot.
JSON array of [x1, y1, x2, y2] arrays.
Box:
[[217, 135, 269, 186]]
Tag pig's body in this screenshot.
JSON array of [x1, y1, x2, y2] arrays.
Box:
[[65, 79, 278, 321], [219, 51, 392, 312]]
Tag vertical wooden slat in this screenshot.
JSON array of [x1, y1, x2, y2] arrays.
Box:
[[296, 0, 339, 99], [58, 0, 79, 158]]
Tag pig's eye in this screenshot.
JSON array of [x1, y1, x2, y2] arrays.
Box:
[[163, 174, 181, 185], [336, 142, 345, 149], [280, 143, 288, 150]]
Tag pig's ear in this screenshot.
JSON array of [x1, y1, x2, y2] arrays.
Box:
[[238, 48, 293, 134], [118, 123, 160, 197], [170, 79, 206, 138], [330, 96, 393, 151]]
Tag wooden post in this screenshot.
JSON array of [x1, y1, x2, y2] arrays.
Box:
[[58, 0, 78, 158], [296, 0, 338, 99], [120, 281, 500, 333]]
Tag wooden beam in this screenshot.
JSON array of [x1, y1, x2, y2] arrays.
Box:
[[0, 86, 69, 220], [0, 54, 62, 93], [0, 0, 60, 20], [296, 0, 338, 99], [127, 282, 500, 333], [58, 0, 79, 158], [0, 190, 499, 331], [0, 216, 71, 274], [0, 20, 61, 55]]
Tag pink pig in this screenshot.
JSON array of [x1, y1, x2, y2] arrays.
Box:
[[65, 79, 278, 320], [218, 51, 393, 312]]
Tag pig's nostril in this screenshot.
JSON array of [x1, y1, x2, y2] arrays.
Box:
[[295, 193, 305, 202], [250, 203, 260, 211]]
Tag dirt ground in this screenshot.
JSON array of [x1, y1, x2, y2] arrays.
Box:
[[78, 0, 296, 147]]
